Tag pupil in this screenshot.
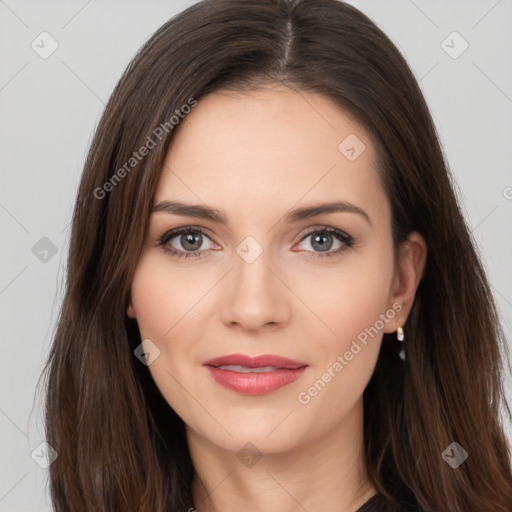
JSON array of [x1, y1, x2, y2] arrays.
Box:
[[312, 233, 332, 252]]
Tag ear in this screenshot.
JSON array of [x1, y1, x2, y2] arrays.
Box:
[[383, 231, 427, 333], [126, 298, 137, 318]]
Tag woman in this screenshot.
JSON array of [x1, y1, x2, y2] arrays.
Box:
[[43, 0, 512, 510]]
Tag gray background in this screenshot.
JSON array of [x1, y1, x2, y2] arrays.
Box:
[[1, 0, 511, 510]]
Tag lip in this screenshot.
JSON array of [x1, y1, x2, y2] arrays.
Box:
[[203, 353, 309, 395]]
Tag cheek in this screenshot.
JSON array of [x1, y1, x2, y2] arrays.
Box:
[[129, 256, 205, 418], [293, 256, 393, 423], [291, 248, 395, 346], [130, 254, 208, 342], [339, 263, 394, 340], [130, 260, 172, 341]]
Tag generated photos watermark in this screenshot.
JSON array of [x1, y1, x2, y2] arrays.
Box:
[[297, 302, 403, 405]]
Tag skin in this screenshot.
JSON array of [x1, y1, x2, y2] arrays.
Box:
[[127, 84, 427, 512]]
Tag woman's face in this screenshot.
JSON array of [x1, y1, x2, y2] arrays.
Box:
[[128, 85, 401, 454]]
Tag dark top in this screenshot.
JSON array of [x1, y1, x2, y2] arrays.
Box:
[[356, 492, 421, 512], [188, 490, 422, 511]]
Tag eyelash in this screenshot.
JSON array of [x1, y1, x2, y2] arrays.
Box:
[[156, 225, 354, 261]]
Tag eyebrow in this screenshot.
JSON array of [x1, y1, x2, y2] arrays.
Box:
[[151, 200, 372, 226]]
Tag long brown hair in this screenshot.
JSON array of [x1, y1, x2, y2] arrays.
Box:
[[41, 0, 512, 510]]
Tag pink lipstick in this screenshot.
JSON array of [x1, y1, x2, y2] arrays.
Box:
[[203, 353, 308, 395]]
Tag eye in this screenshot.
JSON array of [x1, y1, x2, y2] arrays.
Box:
[[294, 226, 354, 259], [157, 225, 354, 261], [157, 227, 217, 260]]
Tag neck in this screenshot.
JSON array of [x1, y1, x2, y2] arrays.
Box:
[[187, 398, 377, 512]]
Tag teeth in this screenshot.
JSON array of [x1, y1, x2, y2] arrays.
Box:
[[217, 365, 278, 373]]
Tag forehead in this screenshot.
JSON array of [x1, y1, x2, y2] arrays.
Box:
[[154, 86, 389, 227]]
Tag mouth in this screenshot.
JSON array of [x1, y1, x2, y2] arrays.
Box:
[[202, 353, 309, 395]]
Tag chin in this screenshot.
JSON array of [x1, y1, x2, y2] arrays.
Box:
[[186, 405, 316, 456]]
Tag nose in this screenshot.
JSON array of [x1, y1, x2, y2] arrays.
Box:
[[219, 243, 291, 333]]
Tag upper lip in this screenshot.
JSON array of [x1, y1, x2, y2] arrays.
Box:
[[203, 353, 308, 369]]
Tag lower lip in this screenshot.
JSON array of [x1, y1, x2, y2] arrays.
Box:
[[205, 366, 308, 395]]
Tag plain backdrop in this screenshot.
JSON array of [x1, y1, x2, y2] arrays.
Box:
[[1, 0, 511, 510]]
